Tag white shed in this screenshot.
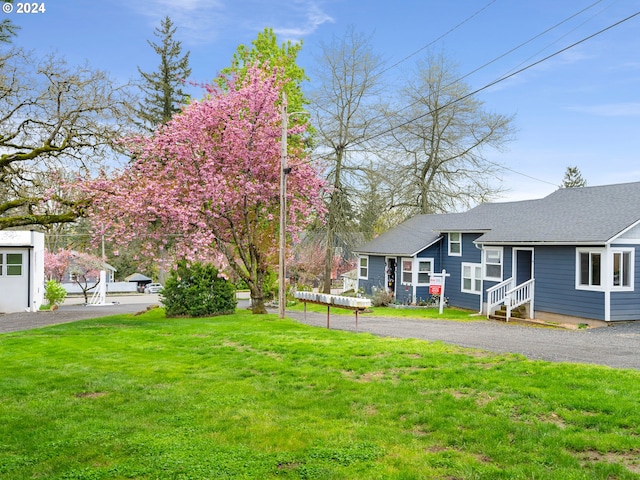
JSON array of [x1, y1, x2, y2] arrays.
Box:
[[0, 231, 45, 313]]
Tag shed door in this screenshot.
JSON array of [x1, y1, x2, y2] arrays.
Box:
[[0, 250, 28, 312]]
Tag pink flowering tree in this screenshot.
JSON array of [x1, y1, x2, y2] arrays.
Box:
[[45, 248, 104, 303], [83, 66, 324, 313]]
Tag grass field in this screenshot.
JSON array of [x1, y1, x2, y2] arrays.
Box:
[[1, 308, 639, 479]]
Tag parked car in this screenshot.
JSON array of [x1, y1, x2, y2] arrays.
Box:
[[144, 283, 163, 294]]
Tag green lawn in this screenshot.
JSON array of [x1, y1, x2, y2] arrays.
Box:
[[1, 309, 639, 479]]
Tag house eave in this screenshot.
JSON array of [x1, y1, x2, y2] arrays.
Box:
[[355, 237, 443, 258], [474, 240, 609, 246]]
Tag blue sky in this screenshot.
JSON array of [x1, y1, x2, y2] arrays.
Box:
[[8, 0, 640, 203]]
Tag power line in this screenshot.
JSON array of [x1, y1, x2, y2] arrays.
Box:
[[379, 0, 498, 77], [357, 8, 640, 186], [454, 0, 605, 86], [360, 0, 607, 154], [497, 0, 616, 80]]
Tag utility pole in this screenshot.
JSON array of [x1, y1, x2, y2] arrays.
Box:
[[278, 93, 288, 319], [278, 93, 307, 319]]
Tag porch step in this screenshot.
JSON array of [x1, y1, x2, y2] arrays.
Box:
[[490, 304, 527, 322]]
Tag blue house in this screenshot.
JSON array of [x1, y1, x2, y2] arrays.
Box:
[[355, 181, 640, 323]]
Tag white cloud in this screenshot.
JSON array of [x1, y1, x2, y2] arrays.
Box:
[[566, 103, 640, 117], [119, 0, 333, 45], [119, 0, 227, 44], [273, 2, 334, 40]]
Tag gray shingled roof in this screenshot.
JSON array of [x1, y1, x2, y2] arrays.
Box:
[[355, 213, 467, 256], [355, 182, 640, 254], [477, 182, 640, 243]]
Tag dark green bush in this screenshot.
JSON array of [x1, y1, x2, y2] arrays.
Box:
[[161, 261, 237, 317]]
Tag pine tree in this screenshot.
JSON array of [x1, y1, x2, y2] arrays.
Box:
[[0, 1, 19, 43], [562, 166, 587, 188], [136, 16, 191, 130]]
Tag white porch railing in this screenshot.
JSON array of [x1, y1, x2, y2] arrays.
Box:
[[486, 277, 535, 321], [505, 279, 535, 320], [486, 277, 514, 318]]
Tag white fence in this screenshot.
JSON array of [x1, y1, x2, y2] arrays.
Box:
[[62, 281, 138, 294]]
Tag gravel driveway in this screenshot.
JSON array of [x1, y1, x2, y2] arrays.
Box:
[[285, 309, 640, 370], [0, 294, 161, 334], [2, 297, 639, 370]]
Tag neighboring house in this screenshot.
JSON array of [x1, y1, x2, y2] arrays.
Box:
[[340, 268, 358, 293], [355, 181, 640, 323], [0, 231, 44, 313], [61, 261, 117, 284]]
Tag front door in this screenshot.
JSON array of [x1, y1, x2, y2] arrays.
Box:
[[513, 248, 533, 285], [386, 257, 396, 294]]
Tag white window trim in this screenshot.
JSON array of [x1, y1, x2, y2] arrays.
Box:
[[401, 257, 413, 285], [416, 258, 434, 286], [611, 248, 634, 291], [461, 262, 482, 295], [448, 232, 462, 257], [575, 248, 605, 291], [358, 255, 369, 280], [1, 251, 24, 277], [483, 247, 503, 282]]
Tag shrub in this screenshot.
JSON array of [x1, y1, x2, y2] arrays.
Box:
[[44, 279, 67, 307], [262, 270, 277, 301], [371, 287, 394, 307], [161, 261, 237, 317]]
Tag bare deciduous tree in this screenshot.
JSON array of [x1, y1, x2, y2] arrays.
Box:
[[0, 48, 135, 230], [384, 52, 514, 215], [309, 26, 387, 293]]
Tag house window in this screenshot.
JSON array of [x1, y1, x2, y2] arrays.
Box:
[[577, 250, 602, 288], [6, 253, 23, 276], [462, 263, 482, 294], [448, 232, 461, 256], [401, 258, 413, 284], [577, 248, 635, 291], [417, 259, 433, 285], [612, 250, 633, 289], [358, 256, 369, 280], [484, 247, 503, 281]]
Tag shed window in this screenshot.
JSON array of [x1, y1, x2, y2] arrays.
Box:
[[0, 252, 23, 276], [6, 253, 22, 276]]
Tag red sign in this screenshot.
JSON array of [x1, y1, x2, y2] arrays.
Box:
[[429, 275, 443, 295]]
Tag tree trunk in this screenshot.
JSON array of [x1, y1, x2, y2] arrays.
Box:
[[248, 282, 267, 314], [323, 240, 334, 294]]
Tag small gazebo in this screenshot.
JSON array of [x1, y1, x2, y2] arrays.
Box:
[[125, 272, 153, 293]]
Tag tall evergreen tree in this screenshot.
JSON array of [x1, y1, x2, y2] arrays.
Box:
[[137, 16, 191, 130], [0, 1, 19, 44], [562, 166, 587, 188]]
